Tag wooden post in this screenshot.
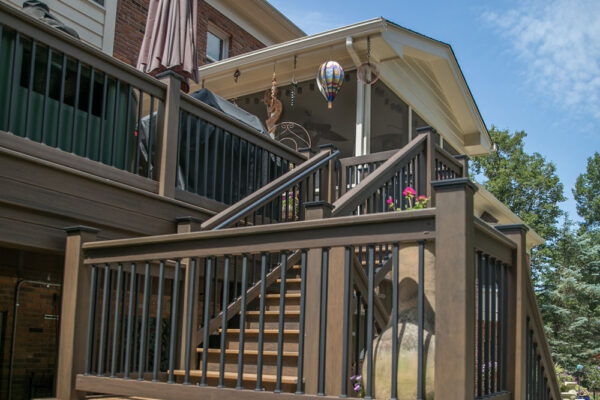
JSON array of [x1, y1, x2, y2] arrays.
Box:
[[416, 126, 436, 205], [432, 178, 476, 400], [454, 154, 469, 178], [302, 201, 333, 395], [496, 224, 529, 400], [317, 144, 337, 204], [176, 217, 203, 369], [156, 71, 182, 198], [56, 226, 99, 400]]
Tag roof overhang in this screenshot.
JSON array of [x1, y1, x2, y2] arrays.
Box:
[[205, 0, 305, 45], [474, 183, 545, 251], [192, 18, 493, 156]]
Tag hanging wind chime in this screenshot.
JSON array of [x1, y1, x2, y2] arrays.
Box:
[[316, 59, 344, 109], [265, 64, 282, 136], [357, 36, 380, 85]]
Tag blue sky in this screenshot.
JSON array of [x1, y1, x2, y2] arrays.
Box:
[[269, 0, 600, 219]]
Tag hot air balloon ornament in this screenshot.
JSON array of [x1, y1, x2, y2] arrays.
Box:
[[316, 60, 344, 109]]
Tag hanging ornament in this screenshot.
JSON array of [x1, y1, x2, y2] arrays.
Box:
[[264, 66, 282, 137], [316, 60, 344, 109], [357, 36, 380, 85], [291, 55, 298, 108]]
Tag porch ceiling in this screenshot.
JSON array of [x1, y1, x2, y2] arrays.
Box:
[[191, 18, 492, 157]]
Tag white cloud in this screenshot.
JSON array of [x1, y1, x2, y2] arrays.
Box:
[[483, 0, 600, 117]]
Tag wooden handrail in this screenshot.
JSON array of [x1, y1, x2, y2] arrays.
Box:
[[332, 134, 428, 217], [433, 144, 464, 176], [473, 217, 517, 265], [200, 149, 335, 230], [82, 209, 436, 264]]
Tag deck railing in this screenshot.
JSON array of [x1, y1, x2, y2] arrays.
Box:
[[55, 177, 561, 400], [0, 1, 305, 208]]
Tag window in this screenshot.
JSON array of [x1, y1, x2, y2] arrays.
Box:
[[90, 0, 105, 6], [206, 24, 229, 63]]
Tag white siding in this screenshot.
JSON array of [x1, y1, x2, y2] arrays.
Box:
[[7, 0, 117, 54]]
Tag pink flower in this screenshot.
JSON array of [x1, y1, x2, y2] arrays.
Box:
[[417, 195, 427, 201], [386, 197, 393, 204], [403, 187, 416, 196]]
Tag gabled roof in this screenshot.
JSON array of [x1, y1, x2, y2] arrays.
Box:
[[192, 18, 493, 156]]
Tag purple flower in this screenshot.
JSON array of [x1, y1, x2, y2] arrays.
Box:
[[354, 384, 361, 392]]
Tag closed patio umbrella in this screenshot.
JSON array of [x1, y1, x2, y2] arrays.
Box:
[[137, 0, 199, 90]]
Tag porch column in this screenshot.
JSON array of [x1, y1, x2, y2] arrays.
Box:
[[433, 178, 476, 400], [496, 224, 529, 400], [156, 71, 182, 198], [176, 217, 203, 369], [56, 226, 99, 400]]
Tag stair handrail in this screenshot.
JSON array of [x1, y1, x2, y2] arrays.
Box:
[[332, 133, 429, 217], [201, 147, 340, 230]]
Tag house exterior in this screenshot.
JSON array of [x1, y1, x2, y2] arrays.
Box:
[[0, 1, 557, 400]]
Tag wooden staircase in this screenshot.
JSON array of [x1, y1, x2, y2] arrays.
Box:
[[173, 265, 303, 392]]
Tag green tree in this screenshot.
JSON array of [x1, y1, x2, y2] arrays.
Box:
[[574, 152, 600, 231], [471, 127, 566, 283]]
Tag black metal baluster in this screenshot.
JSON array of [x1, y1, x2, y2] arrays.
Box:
[[83, 67, 95, 156], [296, 250, 307, 394], [275, 251, 287, 393], [7, 32, 20, 134], [212, 257, 219, 317], [137, 262, 151, 380], [200, 257, 212, 386], [417, 241, 425, 399], [502, 264, 508, 391], [40, 47, 53, 143], [97, 73, 108, 161], [124, 264, 136, 379], [184, 113, 191, 189], [355, 291, 361, 377], [70, 61, 81, 152], [202, 125, 211, 196], [341, 246, 352, 397], [24, 40, 37, 138], [391, 243, 399, 400], [152, 261, 165, 381], [134, 90, 143, 174], [97, 265, 112, 375], [167, 260, 181, 383], [55, 54, 67, 147], [183, 258, 197, 385], [146, 96, 155, 178], [483, 254, 490, 395], [229, 135, 235, 203], [477, 252, 484, 397], [236, 255, 249, 389], [256, 253, 268, 391], [110, 264, 124, 377], [220, 132, 228, 202], [109, 77, 121, 164], [365, 245, 375, 399], [211, 128, 220, 197], [193, 117, 201, 193], [218, 255, 231, 388], [123, 85, 132, 170], [85, 265, 99, 375]]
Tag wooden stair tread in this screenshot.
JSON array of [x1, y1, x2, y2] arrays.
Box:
[[220, 328, 300, 335], [172, 369, 298, 384], [196, 348, 298, 357], [246, 310, 300, 316], [261, 293, 301, 299]]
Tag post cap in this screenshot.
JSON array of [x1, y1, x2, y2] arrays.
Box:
[[496, 224, 529, 233], [431, 177, 478, 192], [155, 70, 185, 81], [175, 216, 204, 224]]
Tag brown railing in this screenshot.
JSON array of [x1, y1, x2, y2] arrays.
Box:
[[0, 1, 304, 207]]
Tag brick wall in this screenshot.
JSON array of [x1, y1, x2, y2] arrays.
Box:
[[113, 0, 266, 69], [0, 248, 63, 400]]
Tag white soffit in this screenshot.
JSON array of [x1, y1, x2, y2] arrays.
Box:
[[193, 18, 492, 156]]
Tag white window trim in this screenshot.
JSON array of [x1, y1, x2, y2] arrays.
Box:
[[206, 21, 230, 63]]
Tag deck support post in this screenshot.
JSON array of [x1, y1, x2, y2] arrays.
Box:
[[56, 226, 100, 400], [496, 224, 529, 400], [176, 217, 203, 369], [433, 178, 476, 400], [302, 201, 333, 395], [156, 71, 182, 198]]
